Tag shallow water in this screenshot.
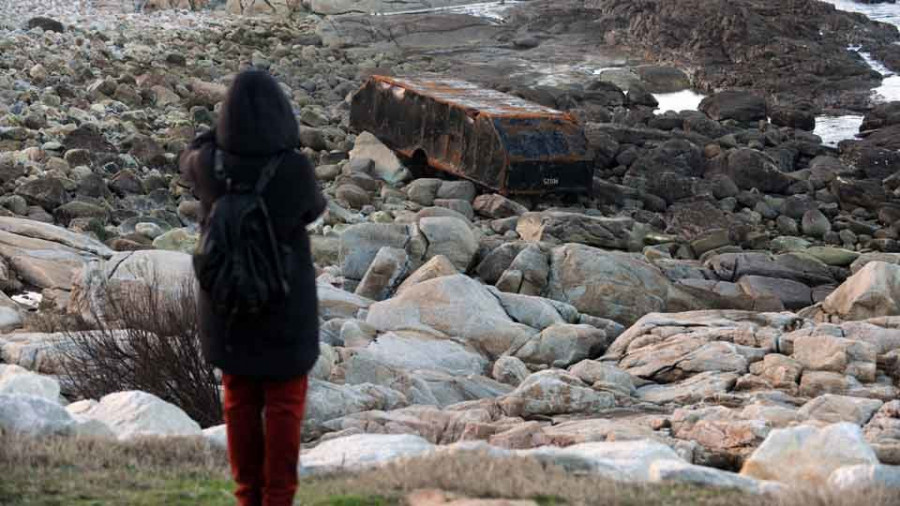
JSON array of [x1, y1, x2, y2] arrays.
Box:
[[653, 90, 707, 114], [820, 0, 900, 28], [814, 1, 900, 144], [855, 49, 900, 103], [813, 115, 864, 147]]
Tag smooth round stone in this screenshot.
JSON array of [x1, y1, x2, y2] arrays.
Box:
[[804, 246, 860, 267], [135, 222, 165, 239], [770, 236, 812, 254], [152, 228, 198, 254], [370, 211, 393, 224]]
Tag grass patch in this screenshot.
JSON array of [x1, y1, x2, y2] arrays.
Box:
[[319, 496, 394, 506], [2, 430, 899, 506]]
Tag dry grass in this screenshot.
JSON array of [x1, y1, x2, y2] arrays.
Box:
[[351, 451, 900, 506], [0, 429, 232, 506], [1, 430, 898, 506]]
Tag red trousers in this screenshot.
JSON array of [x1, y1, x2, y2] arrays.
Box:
[[222, 374, 309, 506]]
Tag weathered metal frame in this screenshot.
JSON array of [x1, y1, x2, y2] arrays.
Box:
[[350, 75, 593, 195]]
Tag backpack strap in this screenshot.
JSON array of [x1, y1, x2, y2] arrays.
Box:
[[213, 149, 233, 191], [212, 149, 285, 194], [254, 152, 286, 195]]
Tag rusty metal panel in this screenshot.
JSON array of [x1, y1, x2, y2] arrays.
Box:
[[349, 75, 593, 195]]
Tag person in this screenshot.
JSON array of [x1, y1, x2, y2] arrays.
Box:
[[180, 69, 326, 506]]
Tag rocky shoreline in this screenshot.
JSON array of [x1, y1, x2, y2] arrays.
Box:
[[1, 0, 900, 499]]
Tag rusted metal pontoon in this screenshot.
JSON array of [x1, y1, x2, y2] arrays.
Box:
[[350, 75, 593, 195]]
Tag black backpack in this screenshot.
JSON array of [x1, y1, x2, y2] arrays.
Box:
[[193, 149, 291, 321]]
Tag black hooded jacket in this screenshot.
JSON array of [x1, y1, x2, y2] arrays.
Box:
[[180, 70, 326, 378]]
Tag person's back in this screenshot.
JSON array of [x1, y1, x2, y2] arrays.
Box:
[[180, 69, 326, 506]]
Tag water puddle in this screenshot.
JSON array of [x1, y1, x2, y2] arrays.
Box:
[[653, 90, 706, 114], [820, 0, 900, 27], [814, 115, 864, 147]]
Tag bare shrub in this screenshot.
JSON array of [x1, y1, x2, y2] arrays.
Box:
[[58, 270, 222, 428]]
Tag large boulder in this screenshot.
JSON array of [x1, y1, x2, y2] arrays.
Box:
[[0, 394, 74, 436], [26, 17, 64, 32], [522, 439, 683, 482], [792, 334, 877, 382], [188, 79, 227, 108], [626, 139, 706, 203], [822, 262, 900, 321], [512, 324, 610, 368], [488, 288, 581, 331], [637, 371, 741, 405], [517, 212, 636, 251], [407, 370, 512, 408], [340, 223, 418, 283], [304, 380, 408, 435], [70, 391, 201, 440], [648, 460, 777, 494], [737, 275, 812, 310], [0, 217, 113, 291], [396, 255, 458, 295], [343, 354, 508, 407], [354, 247, 410, 301], [851, 253, 900, 274], [618, 336, 751, 382], [831, 178, 887, 212], [569, 360, 636, 396], [705, 252, 834, 286], [143, 0, 210, 10], [322, 406, 497, 446], [0, 365, 60, 401], [493, 356, 531, 387], [308, 0, 478, 14], [348, 132, 411, 185], [68, 250, 193, 320], [828, 464, 900, 491], [717, 149, 797, 194], [419, 217, 478, 271], [741, 423, 879, 485], [798, 395, 883, 426], [355, 332, 488, 376], [300, 434, 434, 475], [606, 310, 804, 360], [499, 370, 616, 417], [318, 284, 373, 320], [16, 178, 69, 211], [473, 194, 528, 219], [493, 245, 552, 296], [0, 332, 75, 374], [545, 244, 694, 326], [226, 0, 301, 15], [699, 91, 767, 123], [366, 274, 537, 358]]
